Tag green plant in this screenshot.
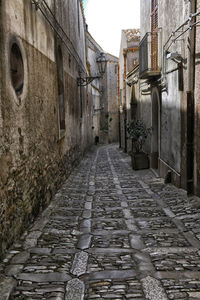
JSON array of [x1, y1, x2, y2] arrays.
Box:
[[127, 119, 151, 153]]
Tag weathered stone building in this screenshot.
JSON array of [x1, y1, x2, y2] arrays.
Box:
[[0, 0, 92, 258], [0, 0, 119, 258], [87, 32, 119, 144], [101, 52, 119, 144], [194, 0, 200, 196], [118, 29, 140, 152], [138, 0, 200, 196], [87, 32, 103, 143]]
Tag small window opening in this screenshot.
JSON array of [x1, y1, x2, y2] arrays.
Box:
[[77, 0, 80, 35], [57, 46, 65, 130], [10, 43, 24, 95], [68, 54, 71, 68]]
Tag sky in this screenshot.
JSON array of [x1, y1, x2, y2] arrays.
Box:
[[83, 0, 140, 57]]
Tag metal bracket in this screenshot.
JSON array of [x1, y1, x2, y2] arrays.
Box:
[[77, 76, 101, 86], [31, 0, 42, 10]]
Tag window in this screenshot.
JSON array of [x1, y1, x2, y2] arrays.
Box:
[[151, 0, 158, 32], [151, 0, 158, 70], [77, 0, 80, 35], [68, 54, 71, 68], [115, 64, 118, 74], [120, 89, 122, 106], [133, 58, 138, 67], [130, 85, 137, 119], [10, 43, 24, 95], [80, 84, 83, 118], [57, 46, 65, 131]]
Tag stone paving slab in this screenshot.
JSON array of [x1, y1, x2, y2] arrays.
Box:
[[65, 279, 85, 300], [83, 269, 137, 281], [71, 252, 88, 276], [0, 277, 16, 300], [16, 272, 71, 282], [1, 145, 200, 299], [92, 218, 127, 231], [87, 252, 136, 272], [84, 278, 144, 299]]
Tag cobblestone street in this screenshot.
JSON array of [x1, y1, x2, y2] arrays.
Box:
[[1, 144, 200, 300]]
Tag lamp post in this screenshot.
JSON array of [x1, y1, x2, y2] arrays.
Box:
[[77, 52, 107, 86]]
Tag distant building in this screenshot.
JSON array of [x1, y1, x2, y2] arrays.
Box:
[[101, 52, 119, 144], [87, 32, 119, 144], [118, 29, 140, 152], [87, 32, 104, 143]]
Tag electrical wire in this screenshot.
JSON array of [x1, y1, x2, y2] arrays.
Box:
[[162, 12, 200, 82], [31, 0, 87, 73], [164, 11, 200, 52], [166, 20, 200, 52]]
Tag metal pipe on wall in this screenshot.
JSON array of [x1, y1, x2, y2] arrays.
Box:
[[162, 7, 200, 91], [117, 64, 121, 148], [123, 51, 127, 152], [186, 0, 196, 195]]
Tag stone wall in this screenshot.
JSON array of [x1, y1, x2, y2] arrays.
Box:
[[105, 54, 118, 143], [194, 0, 200, 196], [138, 1, 152, 155], [140, 0, 151, 39], [87, 32, 103, 144], [119, 30, 129, 151], [158, 1, 186, 174], [139, 0, 188, 180], [0, 0, 92, 258], [139, 0, 200, 194]]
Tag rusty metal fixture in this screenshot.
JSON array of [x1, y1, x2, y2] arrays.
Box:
[[77, 53, 107, 86]]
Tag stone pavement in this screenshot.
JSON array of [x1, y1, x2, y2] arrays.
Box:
[[1, 144, 200, 299]]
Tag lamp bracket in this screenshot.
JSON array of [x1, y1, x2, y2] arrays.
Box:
[[77, 76, 101, 86]]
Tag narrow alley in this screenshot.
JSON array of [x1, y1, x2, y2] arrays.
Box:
[[1, 144, 200, 300]]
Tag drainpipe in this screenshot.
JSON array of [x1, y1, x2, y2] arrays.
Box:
[[117, 63, 121, 148], [186, 0, 196, 194], [123, 50, 127, 152]]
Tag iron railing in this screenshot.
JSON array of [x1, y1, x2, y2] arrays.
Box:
[[139, 32, 160, 78]]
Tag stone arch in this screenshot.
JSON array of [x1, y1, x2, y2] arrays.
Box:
[[151, 87, 160, 169], [130, 85, 137, 120]]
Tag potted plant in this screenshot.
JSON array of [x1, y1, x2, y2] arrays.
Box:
[[127, 119, 151, 170]]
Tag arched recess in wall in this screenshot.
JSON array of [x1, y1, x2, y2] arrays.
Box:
[[130, 85, 137, 120], [151, 88, 160, 169], [57, 45, 65, 131]]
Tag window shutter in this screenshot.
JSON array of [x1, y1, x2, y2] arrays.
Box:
[[151, 0, 158, 70]]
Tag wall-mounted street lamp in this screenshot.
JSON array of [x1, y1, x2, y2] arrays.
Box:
[[96, 52, 107, 74], [77, 52, 107, 86], [166, 51, 182, 63]]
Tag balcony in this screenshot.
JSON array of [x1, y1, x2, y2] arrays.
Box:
[[139, 32, 161, 79]]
